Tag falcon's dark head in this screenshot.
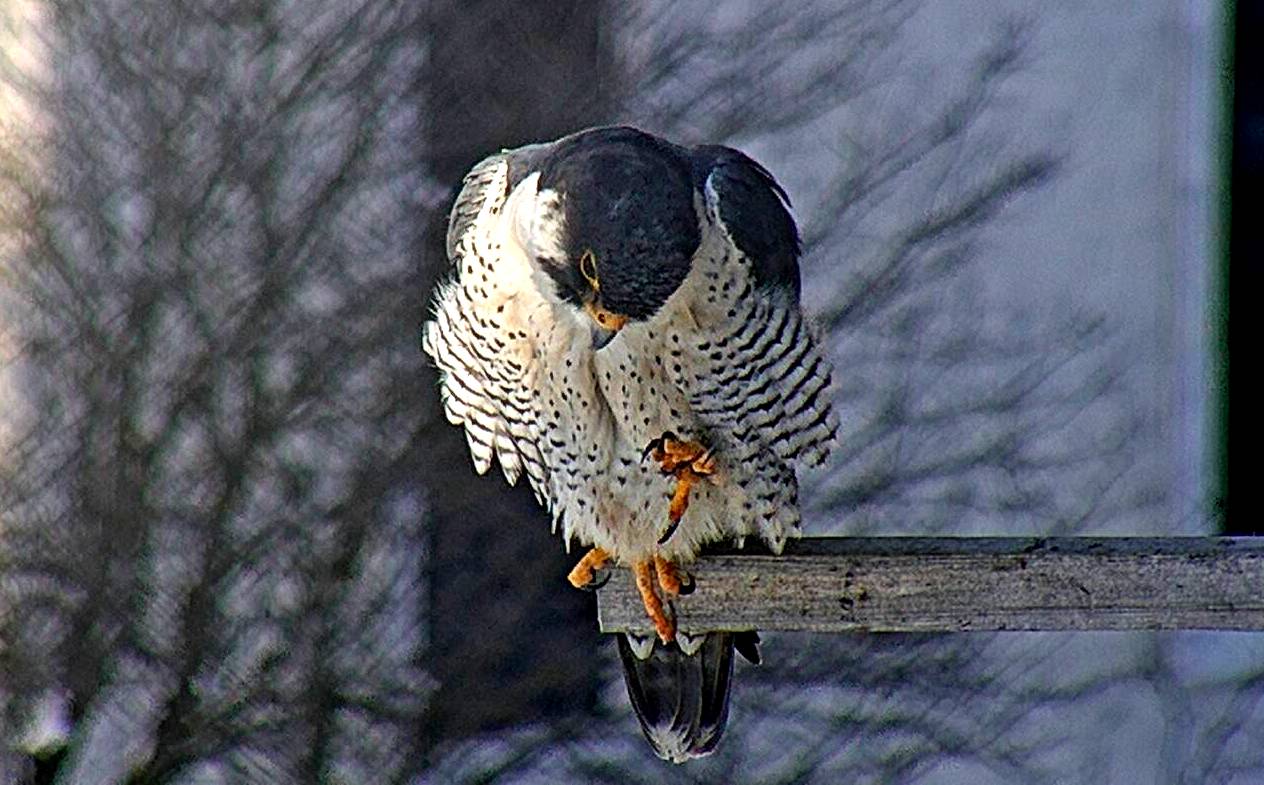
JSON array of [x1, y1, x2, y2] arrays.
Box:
[[516, 127, 702, 347]]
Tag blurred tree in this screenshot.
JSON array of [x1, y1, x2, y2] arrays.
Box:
[[2, 0, 433, 781], [1, 0, 622, 779]]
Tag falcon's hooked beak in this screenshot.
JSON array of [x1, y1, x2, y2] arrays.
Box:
[[585, 301, 628, 349]]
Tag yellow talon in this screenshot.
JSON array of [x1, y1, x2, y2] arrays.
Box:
[[633, 559, 676, 643], [653, 554, 691, 597], [646, 434, 717, 529]]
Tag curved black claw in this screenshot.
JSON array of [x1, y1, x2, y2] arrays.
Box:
[[641, 431, 679, 462], [641, 437, 663, 462], [676, 571, 696, 596], [578, 569, 612, 592], [656, 519, 681, 545]]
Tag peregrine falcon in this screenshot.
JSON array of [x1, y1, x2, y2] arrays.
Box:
[[422, 126, 836, 762]]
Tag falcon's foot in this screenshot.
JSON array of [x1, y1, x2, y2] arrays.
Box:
[[633, 559, 677, 643], [643, 432, 717, 543], [567, 547, 611, 591], [653, 554, 694, 597], [571, 550, 691, 643]]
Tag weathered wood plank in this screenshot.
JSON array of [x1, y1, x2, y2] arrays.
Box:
[[595, 537, 1264, 634]]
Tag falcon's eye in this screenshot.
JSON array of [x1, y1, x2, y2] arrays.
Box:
[[579, 249, 600, 292]]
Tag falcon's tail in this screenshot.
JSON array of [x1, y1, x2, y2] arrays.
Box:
[[617, 631, 761, 763]]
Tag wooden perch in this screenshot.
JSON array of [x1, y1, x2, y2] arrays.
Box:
[[595, 537, 1264, 634]]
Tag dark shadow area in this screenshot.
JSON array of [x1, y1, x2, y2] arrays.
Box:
[[1225, 1, 1258, 535]]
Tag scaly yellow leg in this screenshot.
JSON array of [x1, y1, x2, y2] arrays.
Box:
[[633, 559, 676, 643], [646, 433, 718, 538], [653, 554, 693, 597]]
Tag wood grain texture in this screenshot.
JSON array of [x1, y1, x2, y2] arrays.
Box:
[[595, 537, 1264, 633]]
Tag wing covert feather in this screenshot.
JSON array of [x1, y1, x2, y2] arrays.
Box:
[[664, 151, 837, 548]]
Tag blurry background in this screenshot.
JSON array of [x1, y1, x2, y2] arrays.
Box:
[[0, 1, 1250, 783]]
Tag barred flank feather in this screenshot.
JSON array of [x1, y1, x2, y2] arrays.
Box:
[[663, 171, 838, 551], [422, 154, 550, 504]]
